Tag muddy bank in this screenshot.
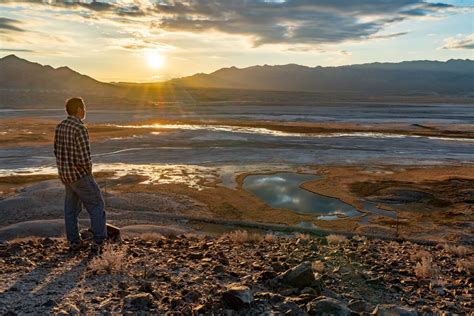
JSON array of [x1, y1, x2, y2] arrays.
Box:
[[1, 164, 472, 243]]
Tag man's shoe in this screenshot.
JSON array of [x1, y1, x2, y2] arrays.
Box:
[[90, 241, 105, 255], [69, 240, 88, 252]]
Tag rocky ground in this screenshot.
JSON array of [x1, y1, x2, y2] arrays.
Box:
[[0, 232, 472, 315]]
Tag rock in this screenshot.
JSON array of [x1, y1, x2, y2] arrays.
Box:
[[280, 261, 317, 289], [193, 304, 207, 314], [139, 281, 154, 293], [213, 265, 225, 273], [42, 299, 56, 307], [272, 262, 289, 272], [306, 296, 350, 316], [222, 284, 253, 310], [188, 252, 203, 260], [373, 304, 418, 316], [183, 290, 201, 303], [124, 293, 153, 310], [41, 237, 55, 247], [98, 298, 115, 311], [259, 270, 277, 281], [347, 299, 373, 313], [280, 300, 308, 315], [59, 303, 80, 315]]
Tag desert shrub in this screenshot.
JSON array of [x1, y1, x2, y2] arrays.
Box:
[[222, 230, 262, 244], [89, 244, 126, 274], [410, 249, 431, 262], [139, 232, 163, 241], [414, 255, 439, 279], [8, 236, 41, 244], [264, 233, 276, 243], [352, 235, 367, 242], [326, 234, 349, 244], [444, 244, 473, 257], [295, 233, 311, 240], [456, 258, 474, 275]]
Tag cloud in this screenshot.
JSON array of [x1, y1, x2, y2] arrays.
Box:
[[0, 0, 460, 47], [0, 17, 25, 32], [441, 33, 474, 50], [0, 48, 34, 52], [150, 0, 455, 45]]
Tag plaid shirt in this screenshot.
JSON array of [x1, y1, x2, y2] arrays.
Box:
[[53, 116, 92, 183]]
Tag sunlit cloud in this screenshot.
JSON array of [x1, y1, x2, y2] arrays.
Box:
[[441, 33, 474, 50], [0, 0, 471, 81]]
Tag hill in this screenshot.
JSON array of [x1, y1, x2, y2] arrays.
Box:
[[0, 54, 116, 93]]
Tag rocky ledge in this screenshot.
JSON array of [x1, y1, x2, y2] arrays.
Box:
[[0, 232, 472, 315]]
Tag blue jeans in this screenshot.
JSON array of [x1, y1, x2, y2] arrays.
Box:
[[64, 174, 107, 244]]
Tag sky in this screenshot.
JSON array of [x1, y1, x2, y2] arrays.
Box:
[[0, 0, 473, 82]]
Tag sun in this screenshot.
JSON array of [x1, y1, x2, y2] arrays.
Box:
[[145, 52, 165, 69]]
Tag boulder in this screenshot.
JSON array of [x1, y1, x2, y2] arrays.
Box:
[[306, 296, 350, 316], [373, 304, 418, 316], [222, 284, 253, 310], [280, 261, 317, 289], [124, 293, 153, 310]]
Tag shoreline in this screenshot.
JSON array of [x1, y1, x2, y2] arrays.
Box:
[[1, 163, 472, 243]]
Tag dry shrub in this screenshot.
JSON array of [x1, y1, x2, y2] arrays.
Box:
[[8, 236, 41, 244], [387, 241, 399, 249], [414, 255, 440, 279], [89, 244, 126, 274], [312, 260, 325, 273], [139, 232, 163, 241], [456, 258, 474, 275], [222, 230, 262, 244], [410, 249, 431, 262], [444, 244, 473, 257], [326, 234, 349, 245], [295, 233, 311, 240], [264, 233, 276, 243], [352, 235, 367, 243]]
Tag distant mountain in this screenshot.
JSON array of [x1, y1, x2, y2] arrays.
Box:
[[0, 55, 472, 108], [170, 60, 474, 94], [0, 54, 116, 93]]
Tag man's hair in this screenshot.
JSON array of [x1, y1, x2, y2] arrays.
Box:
[[65, 97, 85, 115]]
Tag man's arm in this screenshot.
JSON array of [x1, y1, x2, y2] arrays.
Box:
[[75, 126, 92, 174], [53, 126, 58, 158]]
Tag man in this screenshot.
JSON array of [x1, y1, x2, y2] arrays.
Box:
[[54, 97, 107, 252]]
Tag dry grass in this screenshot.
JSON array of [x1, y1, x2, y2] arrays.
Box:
[[410, 249, 431, 262], [326, 234, 349, 245], [7, 236, 41, 244], [443, 244, 473, 257], [222, 230, 263, 244], [295, 233, 311, 240], [414, 255, 440, 279], [456, 258, 474, 275], [139, 232, 164, 241], [89, 244, 126, 274], [264, 233, 276, 243], [352, 235, 367, 242]]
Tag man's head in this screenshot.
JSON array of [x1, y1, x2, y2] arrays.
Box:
[[65, 97, 86, 120]]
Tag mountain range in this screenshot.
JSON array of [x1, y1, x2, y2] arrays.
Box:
[[172, 60, 474, 94], [0, 54, 473, 107]]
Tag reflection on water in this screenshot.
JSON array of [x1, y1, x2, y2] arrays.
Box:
[[113, 123, 474, 142], [243, 172, 363, 217]]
